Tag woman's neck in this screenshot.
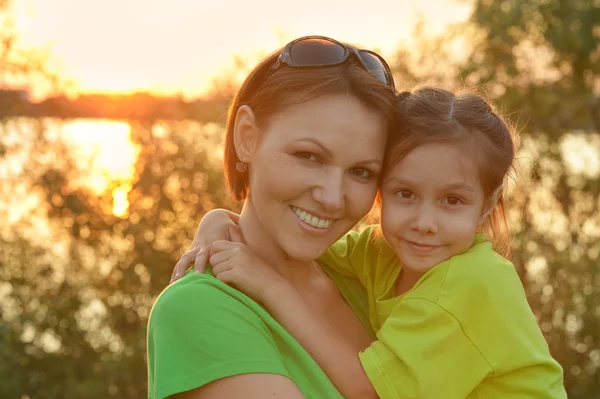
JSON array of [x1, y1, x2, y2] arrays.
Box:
[[237, 200, 317, 287]]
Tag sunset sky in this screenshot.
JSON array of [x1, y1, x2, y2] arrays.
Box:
[[11, 0, 472, 98], [6, 0, 473, 213]]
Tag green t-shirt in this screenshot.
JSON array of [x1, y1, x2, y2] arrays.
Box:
[[319, 226, 567, 399], [147, 266, 372, 398]]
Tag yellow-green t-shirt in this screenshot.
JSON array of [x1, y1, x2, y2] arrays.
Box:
[[319, 226, 567, 399]]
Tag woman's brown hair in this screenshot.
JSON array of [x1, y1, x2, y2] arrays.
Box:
[[223, 48, 397, 201], [385, 87, 517, 257]]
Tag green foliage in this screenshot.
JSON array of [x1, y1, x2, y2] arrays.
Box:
[[463, 0, 599, 135], [0, 119, 236, 398]]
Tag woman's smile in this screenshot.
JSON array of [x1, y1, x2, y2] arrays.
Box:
[[290, 205, 336, 235]]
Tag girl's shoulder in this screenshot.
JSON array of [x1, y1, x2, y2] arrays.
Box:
[[426, 237, 526, 316], [410, 236, 522, 308], [445, 235, 516, 281]]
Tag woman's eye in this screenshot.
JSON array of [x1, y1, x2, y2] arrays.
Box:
[[296, 152, 319, 162], [350, 168, 372, 179], [396, 190, 415, 199], [443, 196, 463, 205]]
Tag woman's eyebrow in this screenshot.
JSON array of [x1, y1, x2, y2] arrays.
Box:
[[294, 138, 332, 158], [293, 138, 382, 166]]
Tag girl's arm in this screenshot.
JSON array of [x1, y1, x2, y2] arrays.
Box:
[[170, 208, 242, 283], [209, 241, 378, 399]]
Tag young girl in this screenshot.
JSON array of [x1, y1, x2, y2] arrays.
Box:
[[176, 87, 566, 398]]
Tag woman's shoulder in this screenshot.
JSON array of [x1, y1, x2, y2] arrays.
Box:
[[147, 274, 299, 399], [149, 272, 264, 330], [152, 273, 226, 309]]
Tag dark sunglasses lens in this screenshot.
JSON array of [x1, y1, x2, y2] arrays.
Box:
[[359, 51, 391, 84], [290, 39, 346, 66]]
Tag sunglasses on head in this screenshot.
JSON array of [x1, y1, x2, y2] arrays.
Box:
[[269, 35, 395, 88]]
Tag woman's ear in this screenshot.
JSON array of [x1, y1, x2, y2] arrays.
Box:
[[233, 105, 260, 163]]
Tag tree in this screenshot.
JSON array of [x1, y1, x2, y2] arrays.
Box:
[[1, 3, 237, 397], [1, 117, 236, 398]]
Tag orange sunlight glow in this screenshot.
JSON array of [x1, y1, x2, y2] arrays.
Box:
[[61, 120, 138, 216], [112, 183, 132, 218], [9, 0, 472, 219], [12, 0, 472, 99]]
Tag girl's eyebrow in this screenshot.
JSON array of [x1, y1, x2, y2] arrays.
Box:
[[385, 176, 416, 186], [443, 183, 475, 192], [385, 177, 475, 192]]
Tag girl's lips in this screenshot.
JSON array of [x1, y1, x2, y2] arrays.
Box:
[[405, 240, 440, 253]]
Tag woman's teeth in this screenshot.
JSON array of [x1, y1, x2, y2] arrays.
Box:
[[291, 207, 333, 229]]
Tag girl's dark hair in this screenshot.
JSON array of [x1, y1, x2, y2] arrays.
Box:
[[223, 48, 397, 201], [386, 87, 516, 257]]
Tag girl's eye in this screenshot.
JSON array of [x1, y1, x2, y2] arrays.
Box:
[[396, 189, 415, 200], [296, 152, 319, 162], [443, 196, 463, 205], [350, 168, 372, 179]]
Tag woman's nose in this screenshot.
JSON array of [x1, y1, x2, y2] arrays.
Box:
[[312, 170, 345, 212]]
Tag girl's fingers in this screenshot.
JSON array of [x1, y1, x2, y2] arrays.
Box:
[[214, 270, 237, 287], [209, 249, 233, 267], [170, 247, 200, 283], [212, 262, 234, 277], [193, 247, 210, 273], [209, 240, 241, 256]]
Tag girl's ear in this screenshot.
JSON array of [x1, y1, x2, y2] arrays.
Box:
[[479, 184, 503, 225], [233, 105, 260, 163]]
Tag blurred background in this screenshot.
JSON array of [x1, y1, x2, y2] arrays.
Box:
[[0, 0, 598, 397]]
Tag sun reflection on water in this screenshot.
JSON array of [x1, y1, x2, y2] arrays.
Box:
[[61, 119, 139, 217]]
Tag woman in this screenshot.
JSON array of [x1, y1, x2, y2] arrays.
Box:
[[147, 36, 397, 398]]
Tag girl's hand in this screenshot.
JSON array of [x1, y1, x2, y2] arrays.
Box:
[[209, 241, 291, 304], [170, 209, 242, 283]]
